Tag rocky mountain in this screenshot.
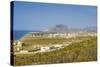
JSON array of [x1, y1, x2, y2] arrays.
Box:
[[47, 24, 68, 32], [46, 24, 97, 32]]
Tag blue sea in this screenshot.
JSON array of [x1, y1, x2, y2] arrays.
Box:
[[13, 31, 31, 40], [13, 30, 42, 40]]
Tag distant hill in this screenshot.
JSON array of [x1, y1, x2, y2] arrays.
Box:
[[46, 24, 97, 33], [47, 24, 68, 32], [83, 26, 97, 32], [68, 28, 82, 32]]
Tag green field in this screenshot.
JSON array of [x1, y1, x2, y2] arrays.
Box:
[[12, 36, 97, 66]]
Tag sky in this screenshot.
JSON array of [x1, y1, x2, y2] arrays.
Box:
[[13, 1, 97, 31]]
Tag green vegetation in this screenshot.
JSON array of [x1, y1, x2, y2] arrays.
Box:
[[20, 36, 93, 45], [20, 37, 69, 45], [13, 36, 97, 66]]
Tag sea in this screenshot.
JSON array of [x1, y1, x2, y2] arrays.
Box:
[[12, 30, 42, 40], [12, 31, 30, 40]]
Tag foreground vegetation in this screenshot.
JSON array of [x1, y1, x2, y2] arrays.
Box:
[[12, 36, 97, 66]]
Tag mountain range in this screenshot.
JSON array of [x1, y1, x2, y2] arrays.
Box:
[[46, 24, 97, 32]]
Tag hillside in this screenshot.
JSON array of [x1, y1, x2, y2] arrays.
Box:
[[13, 36, 97, 66]]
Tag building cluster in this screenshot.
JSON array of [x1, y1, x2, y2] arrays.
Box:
[[32, 32, 97, 38], [13, 41, 64, 53], [13, 32, 97, 53]]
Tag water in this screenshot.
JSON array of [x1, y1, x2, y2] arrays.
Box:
[[13, 31, 31, 40], [12, 30, 42, 40]]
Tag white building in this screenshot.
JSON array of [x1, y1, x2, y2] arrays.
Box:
[[16, 40, 22, 47], [16, 47, 20, 51], [53, 44, 64, 48], [40, 46, 50, 52], [20, 50, 28, 53]]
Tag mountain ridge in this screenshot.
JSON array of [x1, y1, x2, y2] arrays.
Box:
[[46, 24, 97, 32]]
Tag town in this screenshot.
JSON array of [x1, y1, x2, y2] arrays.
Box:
[[12, 32, 97, 54]]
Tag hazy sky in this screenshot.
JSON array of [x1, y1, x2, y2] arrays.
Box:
[[13, 1, 97, 31]]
